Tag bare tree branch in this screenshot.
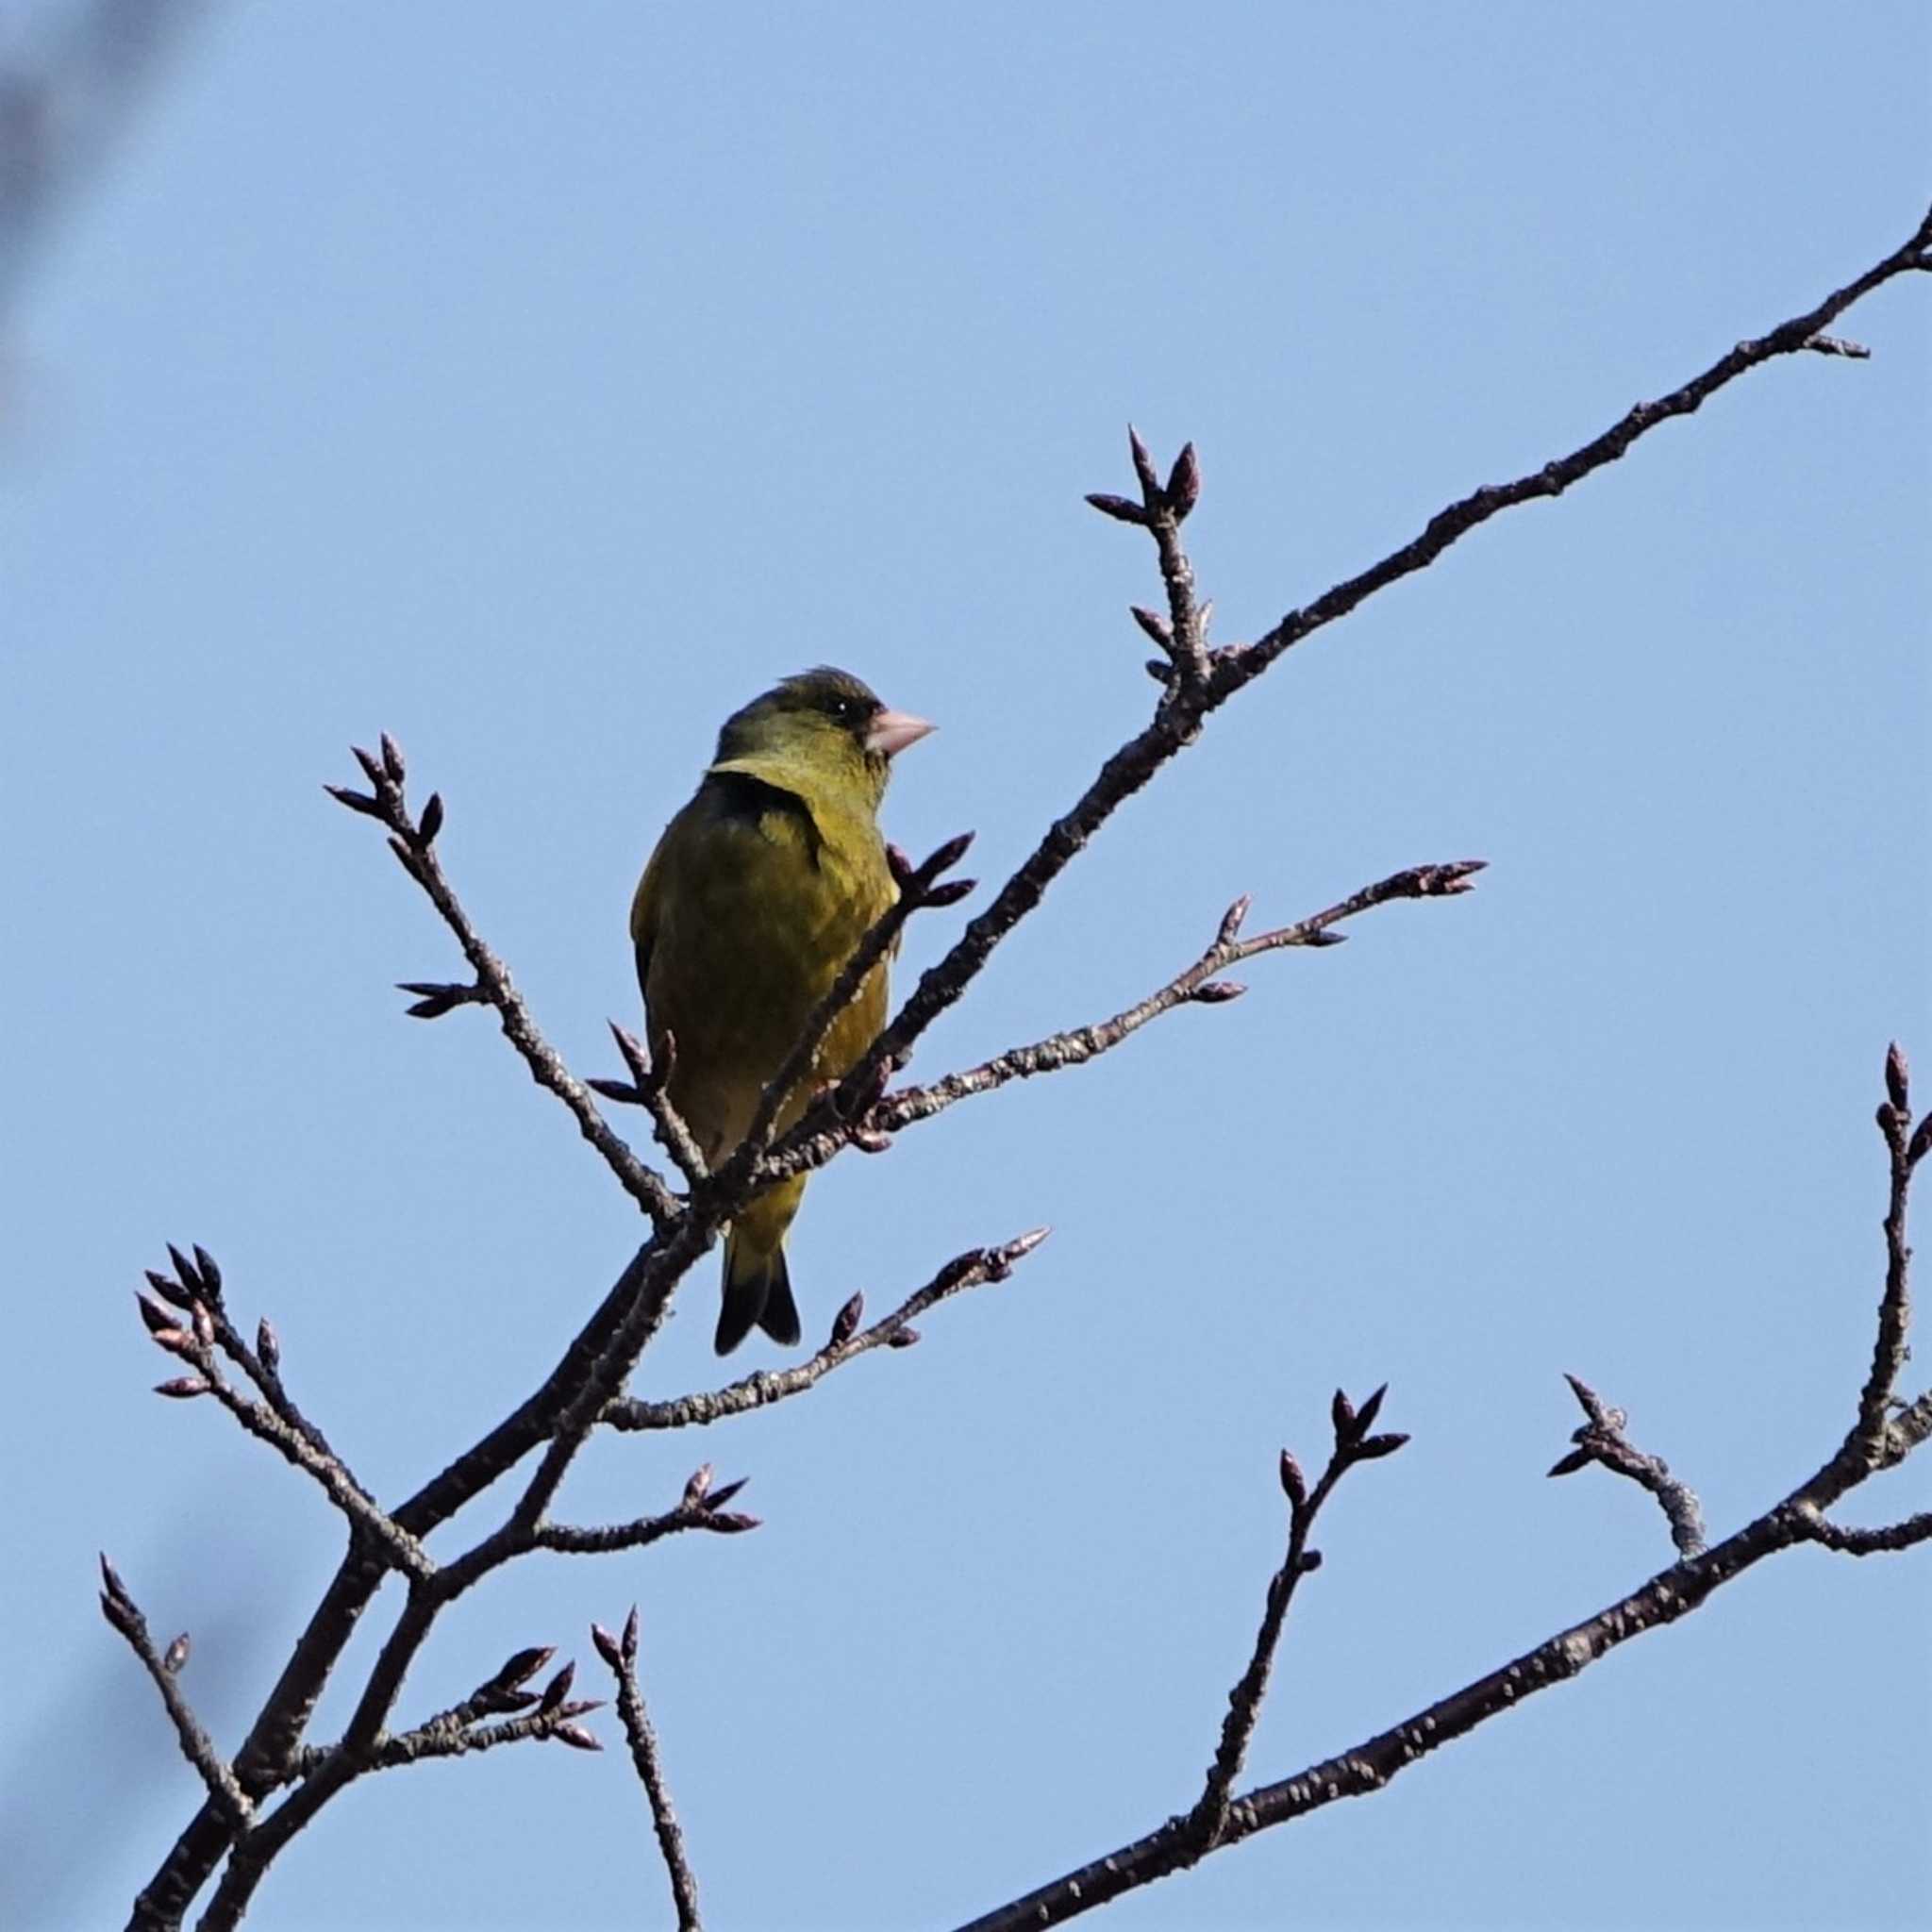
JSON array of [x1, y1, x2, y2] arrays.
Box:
[[1546, 1373, 1707, 1558], [136, 1258, 435, 1583], [98, 1557, 251, 1833], [124, 204, 1932, 1928], [604, 1229, 1052, 1434], [533, 1479, 759, 1555], [803, 200, 1932, 1175], [766, 861, 1484, 1182], [1790, 1507, 1932, 1556], [1188, 1390, 1408, 1851], [592, 1022, 709, 1187], [954, 1046, 1931, 1930], [1220, 205, 1932, 690], [327, 743, 682, 1228], [594, 1608, 704, 1932]]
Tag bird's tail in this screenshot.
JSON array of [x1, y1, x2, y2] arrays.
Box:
[[715, 1179, 805, 1354]]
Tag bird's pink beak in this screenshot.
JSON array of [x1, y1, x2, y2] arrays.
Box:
[[866, 708, 935, 758]]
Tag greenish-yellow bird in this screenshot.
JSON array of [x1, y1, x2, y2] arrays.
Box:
[[630, 668, 934, 1354]]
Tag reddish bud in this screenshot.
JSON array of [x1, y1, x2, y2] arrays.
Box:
[[1354, 1384, 1389, 1435], [154, 1377, 208, 1400], [99, 1554, 131, 1604], [1353, 1432, 1409, 1461], [1086, 491, 1150, 526], [489, 1646, 555, 1691], [379, 732, 407, 783], [352, 744, 386, 787], [416, 792, 445, 848], [681, 1464, 714, 1508], [1130, 605, 1174, 645], [1127, 424, 1159, 496], [705, 1512, 761, 1534], [829, 1291, 864, 1347], [1278, 1449, 1307, 1510], [1190, 981, 1245, 1004], [136, 1293, 176, 1337], [163, 1633, 191, 1674], [1296, 1549, 1324, 1574], [1546, 1447, 1592, 1478], [325, 784, 383, 819], [591, 1623, 624, 1670], [1165, 442, 1201, 520], [924, 830, 976, 875], [622, 1607, 640, 1663], [256, 1318, 280, 1374], [1330, 1388, 1357, 1441], [145, 1268, 194, 1311], [922, 877, 975, 908], [553, 1724, 603, 1752], [704, 1477, 750, 1511], [1886, 1042, 1910, 1113], [888, 1326, 921, 1349], [538, 1662, 576, 1714]]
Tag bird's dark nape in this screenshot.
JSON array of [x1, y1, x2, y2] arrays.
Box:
[[715, 1238, 801, 1354]]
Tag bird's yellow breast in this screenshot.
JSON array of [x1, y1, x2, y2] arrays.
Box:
[[633, 771, 894, 1161]]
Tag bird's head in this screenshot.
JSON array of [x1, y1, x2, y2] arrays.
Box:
[[714, 667, 933, 808]]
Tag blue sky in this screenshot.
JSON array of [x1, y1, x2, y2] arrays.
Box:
[[4, 5, 1928, 1928]]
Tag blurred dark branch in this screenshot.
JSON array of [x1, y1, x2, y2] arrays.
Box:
[[594, 1609, 704, 1932], [0, 0, 206, 322], [604, 1229, 1051, 1435], [327, 741, 682, 1228], [1546, 1374, 1707, 1558], [98, 1557, 251, 1832], [955, 1047, 1932, 1929], [766, 862, 1483, 1183]]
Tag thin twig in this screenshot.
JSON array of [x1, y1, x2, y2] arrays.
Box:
[[98, 1558, 252, 1832], [1189, 1389, 1407, 1851], [604, 1229, 1052, 1434], [136, 1260, 435, 1583], [327, 749, 682, 1227], [1790, 1507, 1932, 1556], [953, 1049, 1932, 1929], [597, 1023, 709, 1187], [1546, 1374, 1707, 1559], [1795, 1041, 1922, 1511], [764, 861, 1483, 1183], [1222, 205, 1932, 689], [595, 1608, 704, 1932], [534, 1491, 758, 1555]]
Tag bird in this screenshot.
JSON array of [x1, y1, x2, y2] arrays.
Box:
[[630, 667, 934, 1354]]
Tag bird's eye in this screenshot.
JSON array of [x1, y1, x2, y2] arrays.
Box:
[[826, 695, 858, 723]]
